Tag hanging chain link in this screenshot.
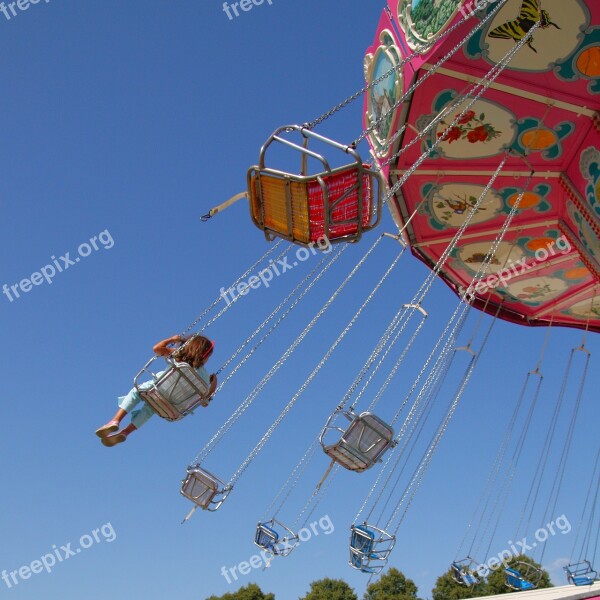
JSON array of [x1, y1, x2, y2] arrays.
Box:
[[179, 239, 285, 337], [354, 0, 509, 150], [215, 249, 336, 381], [190, 246, 346, 466], [226, 236, 387, 487]]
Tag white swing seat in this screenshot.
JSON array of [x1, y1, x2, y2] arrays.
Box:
[[254, 519, 299, 557], [134, 356, 211, 422], [320, 410, 396, 472], [349, 523, 395, 574], [180, 465, 230, 512]]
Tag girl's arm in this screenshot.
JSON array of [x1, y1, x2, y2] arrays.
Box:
[[208, 373, 217, 397], [153, 335, 183, 357]]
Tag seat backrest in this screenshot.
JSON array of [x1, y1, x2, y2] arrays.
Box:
[[307, 166, 374, 241], [255, 524, 279, 548], [156, 362, 209, 405], [351, 526, 375, 554], [141, 362, 210, 421], [344, 413, 394, 455]]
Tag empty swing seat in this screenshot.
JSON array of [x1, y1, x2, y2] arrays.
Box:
[[254, 519, 299, 557], [349, 523, 395, 574], [505, 566, 539, 591], [248, 125, 383, 246], [180, 465, 230, 512], [321, 411, 396, 473], [134, 356, 211, 422], [565, 561, 598, 586], [451, 558, 480, 586]]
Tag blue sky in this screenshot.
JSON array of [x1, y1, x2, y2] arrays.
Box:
[[0, 1, 599, 599]]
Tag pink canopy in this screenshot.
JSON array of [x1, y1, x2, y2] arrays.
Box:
[[364, 0, 600, 332]]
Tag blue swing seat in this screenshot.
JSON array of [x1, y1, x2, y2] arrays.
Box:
[[451, 559, 480, 586], [254, 519, 299, 558], [565, 561, 598, 586], [348, 523, 395, 574], [505, 567, 535, 591], [255, 524, 279, 551]]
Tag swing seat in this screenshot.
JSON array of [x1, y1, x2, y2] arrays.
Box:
[[320, 410, 396, 472], [451, 558, 480, 586], [254, 519, 298, 557], [565, 561, 598, 586], [180, 465, 230, 512], [134, 356, 211, 422], [504, 566, 539, 591], [248, 125, 383, 246], [348, 523, 395, 574]]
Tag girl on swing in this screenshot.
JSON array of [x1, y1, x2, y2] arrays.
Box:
[[96, 334, 217, 447]]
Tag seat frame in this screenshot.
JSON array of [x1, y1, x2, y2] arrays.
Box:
[[134, 355, 211, 422], [564, 560, 598, 586], [504, 561, 543, 591], [320, 409, 396, 472], [348, 523, 395, 574], [451, 557, 481, 586], [254, 519, 299, 558], [248, 125, 383, 246], [180, 465, 231, 512]]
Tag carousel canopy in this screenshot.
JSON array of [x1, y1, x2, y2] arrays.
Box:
[[364, 0, 600, 332]]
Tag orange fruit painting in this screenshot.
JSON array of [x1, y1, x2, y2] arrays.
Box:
[[576, 46, 600, 78], [521, 128, 557, 152]]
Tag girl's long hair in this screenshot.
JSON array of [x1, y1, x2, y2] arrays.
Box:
[[173, 335, 213, 369]]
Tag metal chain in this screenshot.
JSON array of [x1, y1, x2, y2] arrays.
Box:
[[293, 463, 340, 530], [190, 246, 346, 466], [463, 370, 540, 560], [259, 241, 405, 523], [339, 153, 506, 417], [214, 249, 335, 380], [388, 305, 498, 535], [354, 0, 509, 149], [226, 236, 386, 487], [373, 348, 454, 525], [539, 349, 590, 564], [298, 464, 339, 530], [179, 239, 284, 336], [364, 313, 429, 413], [263, 439, 319, 522], [356, 302, 469, 524], [377, 13, 540, 210], [571, 446, 600, 561], [356, 162, 532, 524], [200, 245, 292, 332]]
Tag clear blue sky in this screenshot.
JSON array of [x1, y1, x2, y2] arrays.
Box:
[[1, 2, 598, 599]]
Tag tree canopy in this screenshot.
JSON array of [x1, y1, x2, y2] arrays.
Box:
[[300, 578, 358, 600], [364, 567, 422, 600], [206, 583, 275, 600]]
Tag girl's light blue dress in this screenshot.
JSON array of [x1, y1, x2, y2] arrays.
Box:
[[118, 365, 210, 428]]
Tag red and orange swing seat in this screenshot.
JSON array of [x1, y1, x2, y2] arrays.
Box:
[[248, 125, 384, 246]]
